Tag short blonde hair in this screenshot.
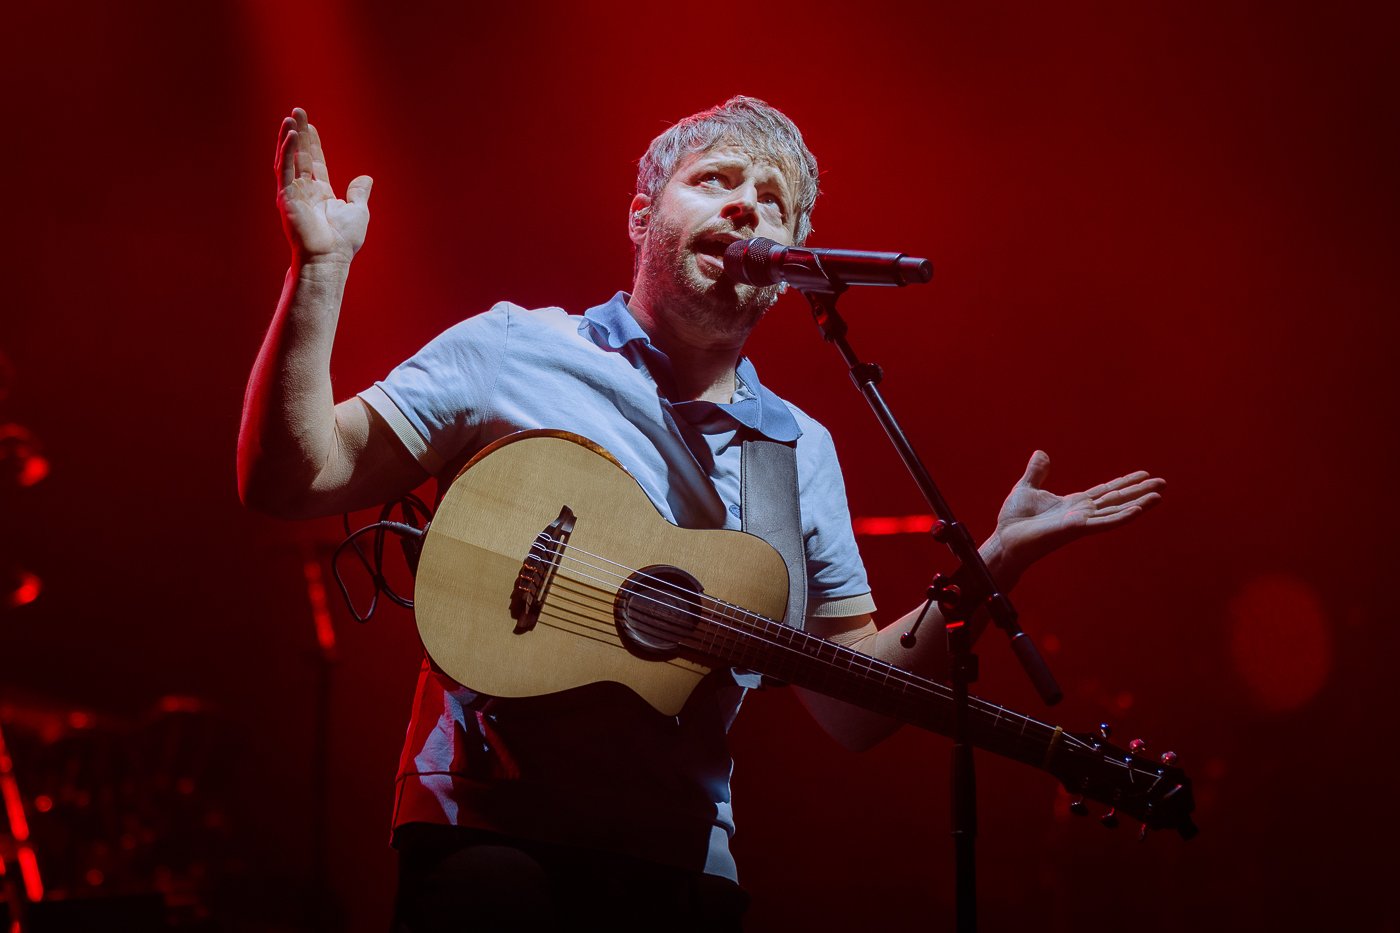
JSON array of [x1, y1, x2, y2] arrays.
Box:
[[636, 96, 820, 245]]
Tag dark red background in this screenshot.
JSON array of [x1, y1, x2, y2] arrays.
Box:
[[3, 2, 1396, 930]]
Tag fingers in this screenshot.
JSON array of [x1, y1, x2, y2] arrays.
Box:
[[1018, 450, 1051, 489], [275, 107, 368, 222], [1092, 491, 1162, 516], [1083, 506, 1142, 528], [275, 115, 295, 173], [276, 108, 313, 190], [1082, 484, 1164, 532], [277, 125, 296, 190], [307, 123, 330, 184], [1084, 470, 1158, 498], [1092, 476, 1165, 508], [347, 175, 373, 206], [293, 144, 312, 182], [277, 107, 350, 193], [283, 108, 311, 183]]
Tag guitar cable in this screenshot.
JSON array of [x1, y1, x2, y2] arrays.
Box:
[[331, 493, 431, 623]]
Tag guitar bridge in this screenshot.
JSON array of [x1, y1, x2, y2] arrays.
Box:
[[510, 505, 576, 634]]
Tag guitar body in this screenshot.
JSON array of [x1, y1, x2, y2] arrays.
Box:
[[414, 430, 791, 714], [413, 430, 1197, 837]]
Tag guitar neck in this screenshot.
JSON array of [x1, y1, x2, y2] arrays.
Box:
[[696, 601, 1063, 770]]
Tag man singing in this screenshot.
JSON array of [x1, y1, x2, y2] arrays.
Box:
[[239, 97, 1163, 931]]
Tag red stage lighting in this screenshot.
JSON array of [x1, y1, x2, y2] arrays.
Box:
[[3, 568, 42, 610], [0, 423, 48, 488], [1229, 575, 1332, 712]]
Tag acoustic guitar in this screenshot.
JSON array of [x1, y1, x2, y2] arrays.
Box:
[[414, 430, 1196, 838]]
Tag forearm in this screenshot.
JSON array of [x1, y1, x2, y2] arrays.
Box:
[[797, 534, 1025, 751], [237, 258, 353, 514], [802, 448, 1167, 749], [870, 533, 1021, 672]]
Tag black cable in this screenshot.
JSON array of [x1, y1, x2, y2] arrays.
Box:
[[332, 495, 430, 623]]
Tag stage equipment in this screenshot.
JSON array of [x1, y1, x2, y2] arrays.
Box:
[[725, 252, 1189, 932], [0, 695, 236, 930], [723, 236, 932, 290], [409, 432, 1195, 840]]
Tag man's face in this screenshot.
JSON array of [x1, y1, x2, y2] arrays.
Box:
[[632, 145, 798, 340]]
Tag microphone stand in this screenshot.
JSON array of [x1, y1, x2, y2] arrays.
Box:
[[298, 543, 339, 933], [800, 284, 1063, 933]]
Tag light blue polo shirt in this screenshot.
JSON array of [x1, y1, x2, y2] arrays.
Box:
[[359, 293, 874, 881]]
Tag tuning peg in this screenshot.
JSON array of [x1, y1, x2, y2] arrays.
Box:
[[1069, 797, 1088, 816], [1138, 824, 1150, 843], [1100, 808, 1119, 829], [1128, 738, 1147, 755], [1099, 723, 1113, 740], [1159, 751, 1179, 767]]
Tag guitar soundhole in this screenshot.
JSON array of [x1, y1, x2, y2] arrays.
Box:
[[614, 565, 704, 660]]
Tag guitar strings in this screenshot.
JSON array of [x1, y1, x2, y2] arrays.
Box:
[[503, 536, 1173, 812], [528, 581, 708, 671], [530, 540, 1060, 731], [533, 552, 1184, 812], [538, 567, 1111, 766], [527, 537, 848, 668], [527, 538, 863, 669], [530, 537, 968, 693], [530, 570, 1177, 822], [519, 539, 1101, 757]]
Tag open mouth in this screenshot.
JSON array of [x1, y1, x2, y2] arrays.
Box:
[[693, 236, 737, 275], [695, 237, 731, 255]]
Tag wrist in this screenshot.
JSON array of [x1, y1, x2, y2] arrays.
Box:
[[293, 253, 354, 279], [979, 532, 1025, 591]]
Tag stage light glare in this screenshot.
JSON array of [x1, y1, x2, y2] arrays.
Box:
[[3, 568, 42, 609], [0, 422, 47, 488]]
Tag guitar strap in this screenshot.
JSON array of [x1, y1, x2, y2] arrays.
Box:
[[739, 438, 807, 632]]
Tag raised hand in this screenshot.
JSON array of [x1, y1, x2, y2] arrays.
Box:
[[275, 108, 373, 265], [989, 451, 1165, 578]]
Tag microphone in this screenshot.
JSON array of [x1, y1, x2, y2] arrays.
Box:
[[723, 237, 932, 291]]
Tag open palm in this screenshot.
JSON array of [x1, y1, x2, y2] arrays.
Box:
[[992, 450, 1165, 574], [275, 108, 372, 263]]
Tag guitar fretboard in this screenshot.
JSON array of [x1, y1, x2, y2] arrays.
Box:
[[694, 599, 1064, 770]]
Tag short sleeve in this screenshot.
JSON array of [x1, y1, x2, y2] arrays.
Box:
[[797, 423, 876, 618], [357, 303, 514, 472]]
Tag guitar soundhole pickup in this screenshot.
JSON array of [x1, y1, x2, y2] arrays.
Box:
[[510, 506, 576, 634], [614, 565, 704, 660]]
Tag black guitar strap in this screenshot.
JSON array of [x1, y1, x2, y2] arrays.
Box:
[[739, 438, 807, 632]]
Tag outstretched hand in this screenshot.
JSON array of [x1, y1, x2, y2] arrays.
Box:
[[275, 107, 373, 264], [989, 451, 1164, 580]]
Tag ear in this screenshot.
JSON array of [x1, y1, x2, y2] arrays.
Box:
[[627, 193, 652, 248]]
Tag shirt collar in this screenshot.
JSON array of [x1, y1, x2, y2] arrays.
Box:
[[581, 292, 652, 350], [580, 292, 801, 443]]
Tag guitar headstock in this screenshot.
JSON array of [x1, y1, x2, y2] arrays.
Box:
[[1051, 723, 1198, 840]]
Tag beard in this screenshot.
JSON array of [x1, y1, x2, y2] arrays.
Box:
[[636, 213, 783, 342]]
